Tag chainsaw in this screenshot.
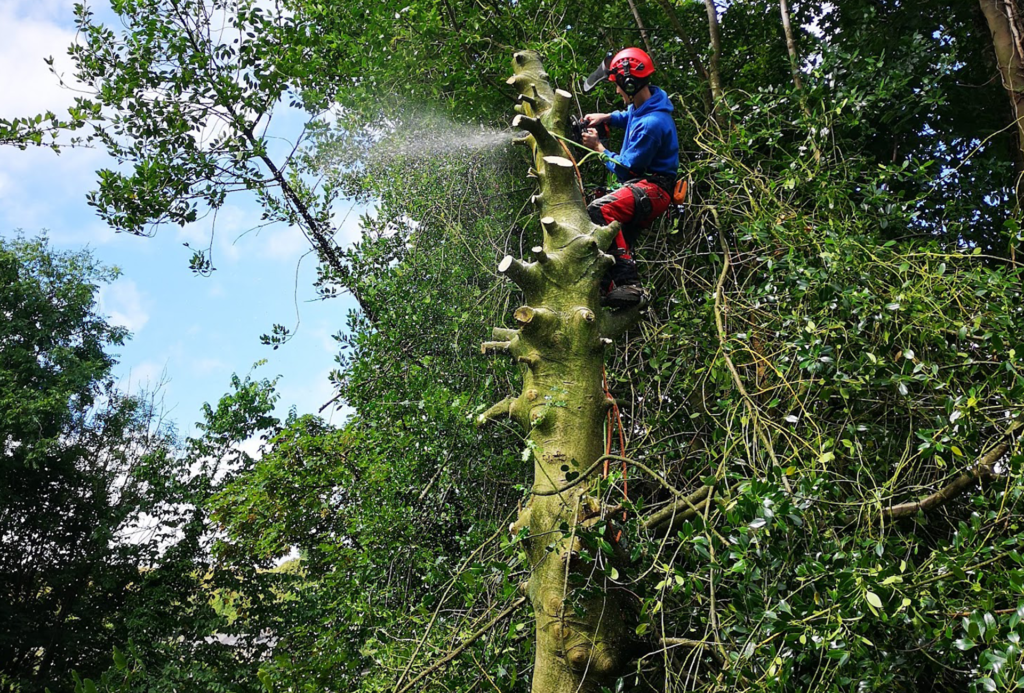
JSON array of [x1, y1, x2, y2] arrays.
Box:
[[569, 115, 610, 149]]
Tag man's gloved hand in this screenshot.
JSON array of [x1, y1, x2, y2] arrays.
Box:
[[581, 113, 611, 152], [581, 128, 606, 152]]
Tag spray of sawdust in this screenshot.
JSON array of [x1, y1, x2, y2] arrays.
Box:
[[309, 105, 516, 180]]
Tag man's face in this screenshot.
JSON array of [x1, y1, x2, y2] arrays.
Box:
[[615, 84, 629, 103]]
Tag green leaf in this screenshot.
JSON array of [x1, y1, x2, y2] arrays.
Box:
[[113, 646, 127, 670], [865, 591, 883, 610]]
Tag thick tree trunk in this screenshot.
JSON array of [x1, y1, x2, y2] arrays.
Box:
[[479, 51, 644, 693], [979, 0, 1024, 200]]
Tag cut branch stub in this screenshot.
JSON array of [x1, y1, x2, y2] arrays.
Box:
[[592, 221, 621, 251], [476, 397, 515, 427], [517, 93, 539, 109], [514, 305, 556, 332], [513, 114, 557, 151], [541, 155, 578, 190], [542, 155, 574, 169], [532, 245, 548, 263], [492, 327, 519, 342], [481, 340, 512, 355], [573, 307, 597, 325], [498, 255, 533, 291], [551, 88, 573, 128]]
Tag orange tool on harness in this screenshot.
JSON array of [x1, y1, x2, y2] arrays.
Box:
[[672, 178, 688, 206]]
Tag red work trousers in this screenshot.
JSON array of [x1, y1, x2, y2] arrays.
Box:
[[587, 179, 671, 289]]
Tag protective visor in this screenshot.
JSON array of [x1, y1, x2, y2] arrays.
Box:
[[582, 52, 614, 93]]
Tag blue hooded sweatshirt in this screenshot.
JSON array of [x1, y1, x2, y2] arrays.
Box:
[[604, 86, 679, 184]]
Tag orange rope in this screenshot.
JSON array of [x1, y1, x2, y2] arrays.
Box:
[[557, 138, 586, 197], [601, 367, 628, 535]]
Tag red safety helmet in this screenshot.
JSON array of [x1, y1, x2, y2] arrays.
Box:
[[583, 47, 655, 95]]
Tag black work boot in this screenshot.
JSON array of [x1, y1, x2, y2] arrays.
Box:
[[602, 284, 650, 309]]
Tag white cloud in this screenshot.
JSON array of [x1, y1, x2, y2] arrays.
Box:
[[0, 3, 79, 118], [235, 435, 265, 461], [44, 220, 127, 247], [311, 325, 341, 355], [191, 357, 227, 376], [333, 201, 374, 248], [176, 205, 312, 266], [121, 360, 168, 393], [100, 278, 150, 333], [278, 367, 346, 421], [258, 225, 310, 261]]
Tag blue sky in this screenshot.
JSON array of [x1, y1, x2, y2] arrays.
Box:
[[0, 0, 363, 437]]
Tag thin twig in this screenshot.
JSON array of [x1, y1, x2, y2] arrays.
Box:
[[713, 222, 792, 493], [394, 597, 528, 693]]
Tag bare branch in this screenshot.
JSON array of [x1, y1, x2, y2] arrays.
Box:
[[779, 0, 804, 92], [882, 423, 1020, 519], [643, 485, 714, 532]]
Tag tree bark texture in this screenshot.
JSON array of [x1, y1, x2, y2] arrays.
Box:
[[704, 0, 724, 105], [979, 0, 1024, 199], [779, 0, 804, 92], [479, 51, 644, 693]]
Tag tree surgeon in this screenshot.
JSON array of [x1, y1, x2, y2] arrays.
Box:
[[581, 48, 680, 308]]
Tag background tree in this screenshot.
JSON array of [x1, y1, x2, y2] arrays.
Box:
[[0, 236, 291, 693], [0, 235, 182, 692]]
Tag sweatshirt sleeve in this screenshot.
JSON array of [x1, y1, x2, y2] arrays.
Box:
[[608, 110, 628, 129], [603, 120, 657, 180]]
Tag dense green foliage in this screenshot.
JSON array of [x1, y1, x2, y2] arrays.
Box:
[[0, 236, 183, 692], [0, 237, 292, 693], [5, 0, 1024, 692]]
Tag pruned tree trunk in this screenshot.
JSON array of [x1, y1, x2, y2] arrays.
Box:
[[478, 51, 644, 693], [980, 0, 1024, 201]]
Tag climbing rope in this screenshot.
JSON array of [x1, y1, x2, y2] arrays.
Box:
[[556, 137, 586, 197], [602, 367, 628, 535]]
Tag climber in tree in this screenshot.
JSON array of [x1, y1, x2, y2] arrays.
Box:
[[581, 47, 680, 308]]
